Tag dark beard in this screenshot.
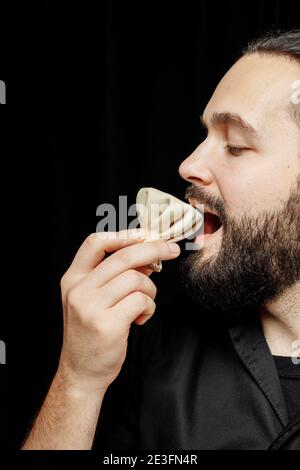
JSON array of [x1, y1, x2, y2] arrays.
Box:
[[180, 176, 300, 321]]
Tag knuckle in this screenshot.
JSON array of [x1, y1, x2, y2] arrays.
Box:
[[150, 281, 157, 297], [66, 287, 82, 309], [127, 269, 142, 286], [126, 270, 156, 298], [159, 239, 170, 252], [92, 317, 113, 338], [84, 231, 119, 249], [145, 298, 156, 316], [150, 299, 156, 314], [84, 232, 98, 247], [145, 279, 157, 299], [150, 239, 168, 254], [95, 231, 118, 241], [133, 291, 148, 308], [60, 273, 68, 290], [117, 249, 130, 266]]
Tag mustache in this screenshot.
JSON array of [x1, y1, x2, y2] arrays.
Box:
[[185, 184, 227, 224]]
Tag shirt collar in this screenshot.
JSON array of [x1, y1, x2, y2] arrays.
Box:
[[228, 312, 289, 427]]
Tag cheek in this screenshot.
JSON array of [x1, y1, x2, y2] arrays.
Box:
[[215, 159, 258, 217], [216, 158, 294, 218]]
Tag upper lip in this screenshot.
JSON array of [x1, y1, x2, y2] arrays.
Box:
[[188, 198, 220, 217]]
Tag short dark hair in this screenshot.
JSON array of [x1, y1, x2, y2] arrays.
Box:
[[241, 30, 300, 126], [242, 29, 300, 63]]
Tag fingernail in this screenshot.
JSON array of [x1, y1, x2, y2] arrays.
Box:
[[168, 242, 180, 254]]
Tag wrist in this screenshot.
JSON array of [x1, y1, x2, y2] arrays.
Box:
[[54, 363, 109, 399]]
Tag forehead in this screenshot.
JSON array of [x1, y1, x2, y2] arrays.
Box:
[[204, 53, 300, 128]]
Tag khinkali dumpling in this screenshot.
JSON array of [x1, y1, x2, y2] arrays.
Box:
[[136, 187, 203, 272]]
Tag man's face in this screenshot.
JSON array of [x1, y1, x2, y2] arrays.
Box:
[[178, 53, 300, 317]]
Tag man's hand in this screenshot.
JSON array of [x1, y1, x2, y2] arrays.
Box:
[[58, 229, 180, 393], [22, 229, 180, 449]]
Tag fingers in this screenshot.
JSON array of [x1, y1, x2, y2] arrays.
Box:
[[135, 266, 154, 277], [112, 291, 156, 326], [86, 239, 180, 288], [68, 229, 146, 274], [98, 269, 157, 309]]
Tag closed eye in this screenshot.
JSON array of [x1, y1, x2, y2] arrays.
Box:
[[225, 145, 248, 156]]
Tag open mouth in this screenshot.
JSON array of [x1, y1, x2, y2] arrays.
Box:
[[188, 198, 223, 238], [204, 211, 222, 235]]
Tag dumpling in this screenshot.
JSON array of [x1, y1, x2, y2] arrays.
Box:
[[136, 187, 203, 271]]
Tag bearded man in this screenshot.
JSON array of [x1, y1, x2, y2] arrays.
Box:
[[23, 30, 300, 450]]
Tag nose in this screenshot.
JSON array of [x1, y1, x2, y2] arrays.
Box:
[[178, 145, 214, 187]]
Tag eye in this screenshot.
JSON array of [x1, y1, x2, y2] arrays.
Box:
[[225, 145, 247, 156]]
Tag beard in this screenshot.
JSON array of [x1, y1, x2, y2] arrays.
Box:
[[180, 176, 300, 321]]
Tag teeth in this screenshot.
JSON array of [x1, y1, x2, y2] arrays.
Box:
[[205, 209, 219, 218], [188, 199, 219, 217], [136, 188, 204, 272]]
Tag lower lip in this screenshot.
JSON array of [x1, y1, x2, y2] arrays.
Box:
[[195, 226, 223, 243]]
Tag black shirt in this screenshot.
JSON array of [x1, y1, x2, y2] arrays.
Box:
[[94, 304, 300, 450], [273, 356, 300, 421]]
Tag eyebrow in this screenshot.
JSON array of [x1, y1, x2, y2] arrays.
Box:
[[200, 111, 260, 138]]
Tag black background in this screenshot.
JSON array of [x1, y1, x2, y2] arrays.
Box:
[[1, 0, 299, 450]]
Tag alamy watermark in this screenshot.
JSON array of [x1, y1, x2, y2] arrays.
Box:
[[0, 340, 6, 365], [95, 196, 204, 250], [0, 80, 6, 104], [291, 340, 300, 365], [291, 80, 300, 105]]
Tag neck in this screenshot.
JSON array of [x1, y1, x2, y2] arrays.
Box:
[[259, 282, 300, 357]]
